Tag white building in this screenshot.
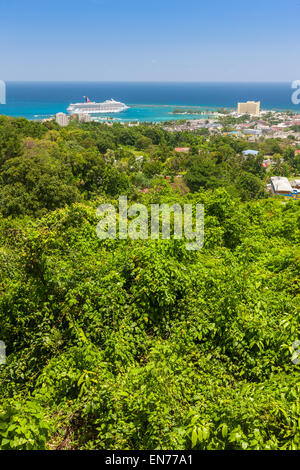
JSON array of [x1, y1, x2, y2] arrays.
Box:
[[290, 179, 300, 190], [76, 113, 92, 123], [270, 176, 293, 195], [237, 101, 260, 115], [56, 112, 70, 127]]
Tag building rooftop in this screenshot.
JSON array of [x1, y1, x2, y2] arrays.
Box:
[[270, 176, 293, 194], [243, 149, 259, 156], [174, 147, 190, 152]]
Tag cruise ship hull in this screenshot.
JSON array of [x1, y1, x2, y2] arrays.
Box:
[[67, 99, 129, 115]]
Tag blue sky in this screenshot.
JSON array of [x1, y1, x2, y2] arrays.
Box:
[[0, 0, 299, 81]]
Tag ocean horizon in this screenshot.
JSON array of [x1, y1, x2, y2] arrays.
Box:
[[0, 81, 299, 122]]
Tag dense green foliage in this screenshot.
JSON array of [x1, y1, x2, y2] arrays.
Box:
[[0, 116, 299, 450]]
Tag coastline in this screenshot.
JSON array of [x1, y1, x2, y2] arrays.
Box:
[[1, 104, 299, 123], [0, 81, 299, 121]]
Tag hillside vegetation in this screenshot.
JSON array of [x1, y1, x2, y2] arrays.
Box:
[[0, 116, 299, 450]]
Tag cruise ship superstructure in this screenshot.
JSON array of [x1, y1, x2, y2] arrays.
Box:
[[67, 97, 129, 115]]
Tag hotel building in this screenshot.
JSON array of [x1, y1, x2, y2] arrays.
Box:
[[56, 112, 70, 127], [237, 101, 260, 115]]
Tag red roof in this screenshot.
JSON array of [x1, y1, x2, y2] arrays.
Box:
[[174, 147, 190, 152]]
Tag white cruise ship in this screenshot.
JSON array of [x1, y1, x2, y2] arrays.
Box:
[[67, 97, 129, 115]]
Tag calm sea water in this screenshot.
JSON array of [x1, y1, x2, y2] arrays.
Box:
[[0, 82, 299, 122]]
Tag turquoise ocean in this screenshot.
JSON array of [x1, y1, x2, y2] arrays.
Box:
[[0, 82, 299, 122]]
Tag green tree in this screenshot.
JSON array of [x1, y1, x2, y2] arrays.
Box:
[[235, 171, 267, 201], [184, 157, 223, 191]]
